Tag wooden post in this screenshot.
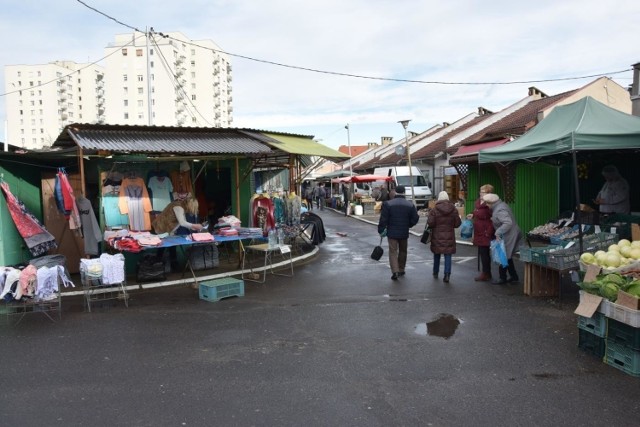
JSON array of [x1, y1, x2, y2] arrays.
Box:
[[78, 147, 86, 197]]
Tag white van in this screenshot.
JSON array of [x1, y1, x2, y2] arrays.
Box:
[[373, 166, 432, 207], [353, 182, 372, 198]]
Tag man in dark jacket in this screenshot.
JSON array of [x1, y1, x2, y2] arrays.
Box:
[[377, 186, 419, 280]]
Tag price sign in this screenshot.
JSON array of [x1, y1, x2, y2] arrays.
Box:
[[280, 245, 291, 254]]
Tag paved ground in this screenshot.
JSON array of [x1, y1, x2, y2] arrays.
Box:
[[1, 209, 638, 427]]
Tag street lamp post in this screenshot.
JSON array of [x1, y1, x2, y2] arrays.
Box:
[[398, 119, 415, 205], [345, 124, 353, 177]]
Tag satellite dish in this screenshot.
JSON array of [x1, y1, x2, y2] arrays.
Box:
[[395, 146, 406, 156]]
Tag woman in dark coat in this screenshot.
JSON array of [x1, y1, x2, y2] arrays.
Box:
[[466, 184, 495, 282], [427, 191, 462, 283]]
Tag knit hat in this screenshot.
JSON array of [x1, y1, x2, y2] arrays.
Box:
[[482, 193, 500, 204], [395, 185, 406, 194], [438, 191, 449, 201]]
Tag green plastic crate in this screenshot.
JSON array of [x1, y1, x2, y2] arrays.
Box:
[[577, 312, 607, 338], [199, 278, 244, 302], [604, 339, 640, 377], [578, 328, 606, 359], [607, 318, 640, 350]]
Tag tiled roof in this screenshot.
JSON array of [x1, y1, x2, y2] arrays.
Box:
[[448, 89, 578, 153], [411, 115, 492, 160]]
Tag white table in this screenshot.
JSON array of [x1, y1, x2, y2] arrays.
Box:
[[241, 243, 294, 283]]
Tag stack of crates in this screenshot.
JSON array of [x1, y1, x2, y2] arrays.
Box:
[[577, 305, 640, 377], [605, 318, 640, 377], [577, 312, 607, 359]]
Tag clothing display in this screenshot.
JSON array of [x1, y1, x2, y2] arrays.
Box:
[[1, 264, 73, 302], [1, 181, 57, 256], [76, 196, 103, 256], [118, 176, 153, 231], [147, 175, 174, 211], [55, 169, 81, 230]]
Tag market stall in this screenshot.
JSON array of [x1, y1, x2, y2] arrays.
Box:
[[331, 174, 393, 214], [479, 97, 640, 296]]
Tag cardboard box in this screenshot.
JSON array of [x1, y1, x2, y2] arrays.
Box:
[[616, 290, 640, 311], [632, 223, 640, 241]]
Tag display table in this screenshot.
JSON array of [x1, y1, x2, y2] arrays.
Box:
[[241, 243, 294, 283]]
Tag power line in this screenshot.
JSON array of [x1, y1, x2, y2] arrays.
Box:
[[75, 0, 140, 32], [73, 1, 631, 86], [162, 34, 630, 86], [0, 33, 146, 98]]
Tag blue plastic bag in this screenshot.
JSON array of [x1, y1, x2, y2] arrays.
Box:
[[460, 219, 473, 239], [490, 239, 508, 267]]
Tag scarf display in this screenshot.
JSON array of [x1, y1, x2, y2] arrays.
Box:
[[0, 181, 57, 256]]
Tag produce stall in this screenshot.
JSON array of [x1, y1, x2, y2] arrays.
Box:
[[575, 239, 640, 377]]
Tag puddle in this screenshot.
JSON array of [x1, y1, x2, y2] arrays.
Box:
[[415, 313, 461, 339]]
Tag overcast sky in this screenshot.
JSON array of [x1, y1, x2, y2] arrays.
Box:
[[1, 0, 638, 150]]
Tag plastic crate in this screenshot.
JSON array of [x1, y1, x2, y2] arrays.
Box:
[[607, 318, 640, 350], [578, 328, 606, 359], [530, 245, 564, 267], [199, 278, 244, 302], [600, 299, 640, 328], [577, 312, 607, 338], [583, 232, 619, 251], [546, 250, 581, 270], [519, 247, 533, 262], [604, 339, 640, 377]]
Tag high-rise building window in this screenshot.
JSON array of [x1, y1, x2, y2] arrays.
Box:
[[192, 94, 196, 100], [123, 74, 128, 81], [150, 61, 154, 68], [137, 75, 143, 82], [137, 100, 143, 107], [124, 113, 129, 119], [150, 48, 154, 55], [122, 48, 128, 56], [124, 100, 128, 106], [138, 87, 143, 94], [136, 49, 143, 56]]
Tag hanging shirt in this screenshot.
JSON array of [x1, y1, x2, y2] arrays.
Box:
[[76, 196, 103, 256], [118, 177, 153, 231], [148, 175, 174, 211]]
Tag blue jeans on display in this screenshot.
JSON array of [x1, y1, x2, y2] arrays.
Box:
[[433, 253, 452, 275]]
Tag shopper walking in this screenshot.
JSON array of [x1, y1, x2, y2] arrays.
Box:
[[342, 183, 350, 216], [428, 191, 462, 283], [466, 184, 495, 282], [314, 183, 326, 210], [377, 186, 419, 280], [482, 193, 523, 285]]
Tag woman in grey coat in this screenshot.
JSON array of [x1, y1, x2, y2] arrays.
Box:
[[482, 193, 523, 285]]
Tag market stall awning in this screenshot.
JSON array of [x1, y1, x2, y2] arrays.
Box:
[[331, 174, 392, 183], [479, 97, 640, 164], [450, 138, 510, 163], [242, 130, 349, 163]]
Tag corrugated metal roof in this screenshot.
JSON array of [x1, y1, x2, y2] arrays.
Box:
[[57, 124, 271, 155]]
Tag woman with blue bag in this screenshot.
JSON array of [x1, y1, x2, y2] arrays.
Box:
[[466, 184, 495, 282], [482, 193, 523, 285]]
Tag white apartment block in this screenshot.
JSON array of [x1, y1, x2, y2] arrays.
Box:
[[103, 31, 233, 128], [4, 61, 105, 149]]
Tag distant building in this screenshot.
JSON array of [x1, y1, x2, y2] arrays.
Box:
[[4, 30, 233, 149], [4, 61, 105, 149], [103, 31, 233, 128]]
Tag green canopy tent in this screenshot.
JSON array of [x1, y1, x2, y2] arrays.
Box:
[[478, 96, 640, 251], [478, 96, 640, 164]]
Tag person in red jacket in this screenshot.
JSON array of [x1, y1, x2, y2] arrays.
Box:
[[466, 184, 495, 282]]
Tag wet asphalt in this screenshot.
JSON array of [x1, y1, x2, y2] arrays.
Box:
[[1, 209, 638, 427]]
